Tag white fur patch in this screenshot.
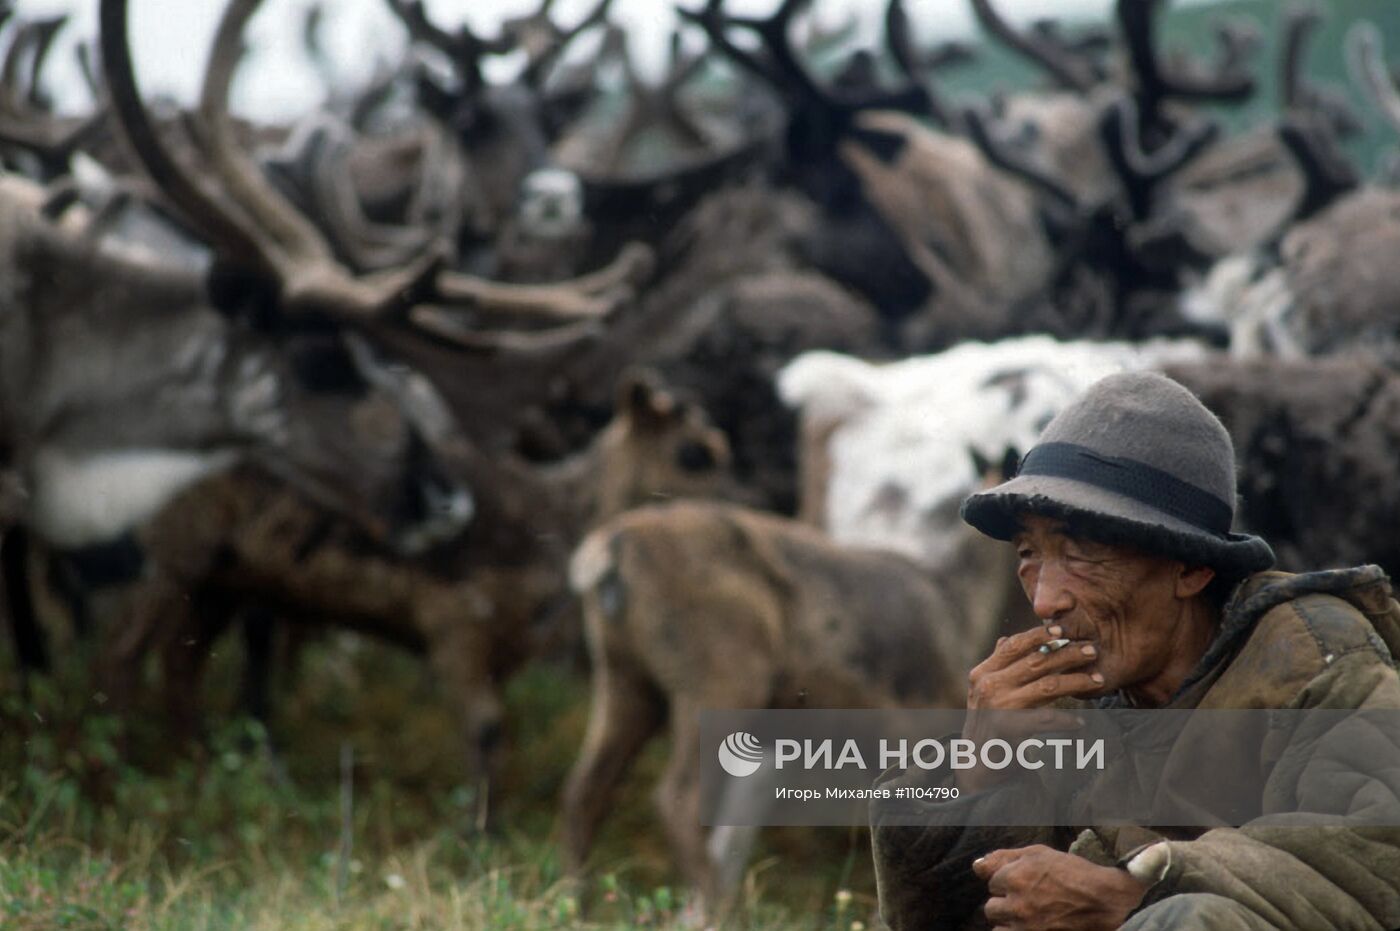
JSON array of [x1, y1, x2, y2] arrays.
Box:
[[1180, 255, 1301, 359], [518, 169, 585, 241], [779, 337, 1211, 566], [569, 526, 615, 594], [776, 350, 884, 428], [26, 446, 234, 547]]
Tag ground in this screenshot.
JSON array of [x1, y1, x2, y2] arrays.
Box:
[[0, 628, 876, 929]]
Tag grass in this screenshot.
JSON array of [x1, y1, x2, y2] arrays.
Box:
[[0, 627, 878, 929]]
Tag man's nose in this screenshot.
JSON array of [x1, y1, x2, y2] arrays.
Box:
[[1031, 559, 1075, 622]]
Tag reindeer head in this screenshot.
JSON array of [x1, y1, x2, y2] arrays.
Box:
[[591, 369, 735, 520], [264, 333, 473, 555], [516, 167, 586, 241], [386, 0, 611, 235]]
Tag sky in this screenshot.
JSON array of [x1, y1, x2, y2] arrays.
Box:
[[11, 0, 1188, 120]]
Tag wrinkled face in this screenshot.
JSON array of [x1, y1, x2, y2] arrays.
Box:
[[1011, 513, 1193, 699]]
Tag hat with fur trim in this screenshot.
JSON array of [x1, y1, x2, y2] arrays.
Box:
[[960, 371, 1275, 576]]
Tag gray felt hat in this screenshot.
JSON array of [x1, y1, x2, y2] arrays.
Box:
[[960, 371, 1275, 577]]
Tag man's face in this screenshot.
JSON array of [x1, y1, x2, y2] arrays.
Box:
[[1010, 513, 1194, 698]]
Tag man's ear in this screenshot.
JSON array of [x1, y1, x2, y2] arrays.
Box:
[[1175, 564, 1216, 599]]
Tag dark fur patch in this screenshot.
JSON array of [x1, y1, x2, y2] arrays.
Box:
[[598, 534, 626, 622], [58, 532, 145, 587]]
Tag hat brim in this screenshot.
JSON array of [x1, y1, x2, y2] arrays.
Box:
[[961, 473, 1275, 577]]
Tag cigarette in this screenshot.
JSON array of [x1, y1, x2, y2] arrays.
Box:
[[1038, 638, 1072, 654]]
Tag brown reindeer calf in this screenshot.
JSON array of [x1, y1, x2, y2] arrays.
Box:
[[561, 496, 1024, 910], [99, 373, 737, 792]]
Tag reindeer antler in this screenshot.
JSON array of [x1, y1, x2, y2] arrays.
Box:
[[188, 0, 441, 315], [684, 0, 930, 128], [265, 118, 435, 272], [102, 0, 651, 329], [509, 0, 615, 88], [1100, 96, 1218, 218], [0, 11, 100, 169], [384, 0, 513, 100], [969, 0, 1098, 93], [798, 5, 857, 61], [102, 0, 271, 272], [961, 102, 1077, 213], [1277, 116, 1359, 223], [598, 29, 714, 172], [885, 0, 965, 129], [1281, 5, 1362, 139], [18, 14, 64, 110], [1116, 0, 1256, 134], [1348, 21, 1400, 138], [677, 0, 784, 88]]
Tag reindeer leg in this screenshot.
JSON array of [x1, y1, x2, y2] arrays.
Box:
[[560, 661, 665, 874], [1, 526, 48, 682], [707, 776, 770, 900], [657, 698, 722, 920], [98, 575, 185, 714], [238, 605, 275, 728], [658, 686, 771, 923], [422, 616, 506, 829], [161, 588, 238, 745]]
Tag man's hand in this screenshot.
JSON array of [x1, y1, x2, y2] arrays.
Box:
[[968, 625, 1103, 712], [973, 845, 1148, 931], [958, 626, 1102, 791]]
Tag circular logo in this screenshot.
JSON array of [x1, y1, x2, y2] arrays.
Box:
[[717, 732, 764, 777]]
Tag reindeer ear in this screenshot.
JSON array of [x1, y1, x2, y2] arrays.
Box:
[[968, 446, 993, 478], [617, 368, 676, 426], [1001, 446, 1022, 480]]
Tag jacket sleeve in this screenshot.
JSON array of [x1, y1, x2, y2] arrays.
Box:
[[1131, 652, 1400, 930]]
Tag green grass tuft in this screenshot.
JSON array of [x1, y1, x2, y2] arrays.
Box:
[[2, 629, 876, 928]]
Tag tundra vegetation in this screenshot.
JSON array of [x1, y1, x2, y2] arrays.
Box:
[[3, 0, 1400, 926]]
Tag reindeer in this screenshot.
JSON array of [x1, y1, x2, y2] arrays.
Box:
[[98, 371, 738, 802], [0, 10, 103, 180], [3, 0, 657, 681], [1180, 20, 1400, 365], [382, 0, 616, 268], [777, 336, 1211, 562], [90, 0, 670, 452], [1166, 355, 1400, 585], [562, 341, 1084, 910], [560, 484, 1024, 914], [955, 0, 1283, 338], [677, 0, 1052, 340], [0, 167, 474, 676]]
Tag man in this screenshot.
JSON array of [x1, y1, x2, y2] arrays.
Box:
[[870, 371, 1400, 930]]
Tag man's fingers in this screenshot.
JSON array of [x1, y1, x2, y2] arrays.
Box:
[[1012, 639, 1100, 680], [978, 639, 1099, 692], [972, 845, 1034, 880], [1007, 670, 1106, 705], [983, 895, 1018, 926], [978, 625, 1066, 673], [972, 646, 1100, 708], [986, 862, 1012, 896]]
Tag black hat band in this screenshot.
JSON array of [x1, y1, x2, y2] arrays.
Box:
[[1016, 442, 1234, 536]]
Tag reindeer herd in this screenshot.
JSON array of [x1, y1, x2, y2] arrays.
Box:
[[3, 0, 1400, 917]]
